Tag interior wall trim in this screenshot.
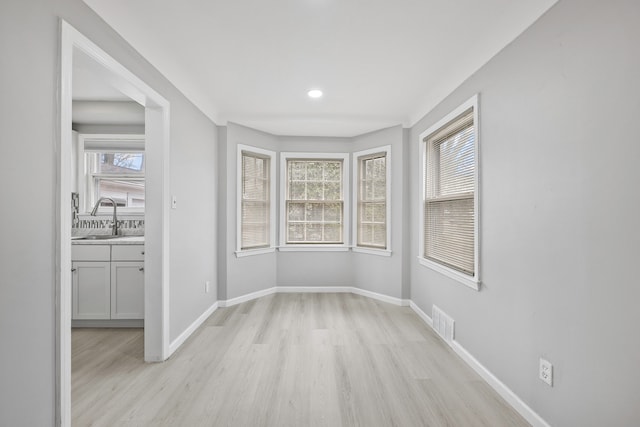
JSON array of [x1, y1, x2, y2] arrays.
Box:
[[219, 286, 408, 308], [170, 288, 549, 427], [409, 302, 551, 427], [168, 301, 219, 356]]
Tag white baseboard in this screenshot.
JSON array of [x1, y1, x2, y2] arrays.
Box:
[[275, 286, 352, 294], [450, 341, 550, 427], [351, 287, 409, 306], [219, 286, 408, 307], [409, 302, 550, 427], [168, 301, 219, 356], [409, 300, 433, 328], [219, 287, 277, 307], [170, 289, 549, 427]]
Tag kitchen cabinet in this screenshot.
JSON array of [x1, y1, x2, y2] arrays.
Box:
[[72, 261, 110, 319], [71, 242, 144, 322]]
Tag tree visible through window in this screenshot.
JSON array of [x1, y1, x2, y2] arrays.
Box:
[[286, 159, 344, 243], [86, 151, 145, 210]]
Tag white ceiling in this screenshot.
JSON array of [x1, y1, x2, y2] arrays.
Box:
[[73, 49, 145, 125], [83, 0, 557, 137], [73, 49, 130, 101]]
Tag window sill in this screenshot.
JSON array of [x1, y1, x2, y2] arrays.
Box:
[[417, 256, 480, 291], [278, 245, 350, 252], [352, 247, 392, 257], [235, 247, 276, 258]]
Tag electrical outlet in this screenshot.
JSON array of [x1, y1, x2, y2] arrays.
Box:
[[205, 280, 210, 293], [539, 358, 553, 386]]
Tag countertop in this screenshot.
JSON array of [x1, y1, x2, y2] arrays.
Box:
[[71, 235, 145, 245]]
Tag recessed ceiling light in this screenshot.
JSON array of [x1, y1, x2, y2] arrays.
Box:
[[307, 89, 323, 98]]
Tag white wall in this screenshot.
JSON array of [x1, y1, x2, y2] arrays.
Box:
[[408, 1, 640, 426], [0, 1, 218, 424]]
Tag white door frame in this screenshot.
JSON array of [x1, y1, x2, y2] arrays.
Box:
[[57, 20, 171, 426]]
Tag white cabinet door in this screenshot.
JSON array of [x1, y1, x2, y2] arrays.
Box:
[[111, 261, 144, 319], [72, 261, 111, 320]]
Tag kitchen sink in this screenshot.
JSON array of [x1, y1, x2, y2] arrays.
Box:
[[77, 235, 121, 240]]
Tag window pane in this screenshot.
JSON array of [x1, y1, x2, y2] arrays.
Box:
[[241, 152, 271, 249], [288, 223, 305, 242], [285, 158, 344, 244], [373, 202, 385, 222], [97, 153, 144, 174], [307, 162, 323, 180], [288, 202, 305, 221], [307, 182, 323, 200], [363, 203, 374, 222], [306, 223, 323, 241], [306, 203, 324, 222], [423, 107, 476, 276], [324, 203, 342, 222], [289, 161, 306, 180], [290, 181, 306, 200], [324, 182, 341, 200], [323, 224, 341, 242], [324, 162, 341, 181], [425, 198, 475, 274], [97, 179, 145, 208], [356, 152, 387, 249]]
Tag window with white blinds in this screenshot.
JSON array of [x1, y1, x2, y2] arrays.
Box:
[[237, 145, 276, 255], [355, 148, 390, 250], [281, 153, 349, 247], [420, 95, 479, 288]]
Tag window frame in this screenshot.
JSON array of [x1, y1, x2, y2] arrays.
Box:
[[236, 144, 277, 257], [418, 95, 480, 290], [352, 145, 392, 257], [77, 134, 146, 216], [279, 152, 350, 251]]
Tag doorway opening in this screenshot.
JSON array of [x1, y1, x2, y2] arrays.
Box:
[[58, 20, 170, 426]]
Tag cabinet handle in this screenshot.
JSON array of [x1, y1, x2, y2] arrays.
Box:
[[141, 251, 145, 255], [139, 267, 144, 272], [71, 268, 76, 272]]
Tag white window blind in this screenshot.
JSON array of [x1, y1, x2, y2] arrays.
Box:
[[286, 159, 343, 244], [241, 151, 270, 249], [424, 107, 475, 276], [357, 153, 387, 249]]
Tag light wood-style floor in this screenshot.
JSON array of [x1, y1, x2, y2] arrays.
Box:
[[72, 293, 530, 426]]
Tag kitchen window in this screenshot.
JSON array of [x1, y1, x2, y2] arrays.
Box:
[[419, 95, 479, 290], [280, 152, 349, 250], [353, 146, 391, 255], [78, 134, 145, 214], [236, 145, 276, 256]]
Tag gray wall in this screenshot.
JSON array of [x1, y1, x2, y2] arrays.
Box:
[[0, 1, 218, 425], [3, 0, 638, 425], [72, 123, 145, 134], [275, 135, 355, 288], [218, 127, 406, 295], [351, 126, 405, 299], [220, 123, 279, 299], [408, 1, 640, 426]]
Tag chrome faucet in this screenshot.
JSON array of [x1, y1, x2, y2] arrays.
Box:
[[90, 197, 119, 236]]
